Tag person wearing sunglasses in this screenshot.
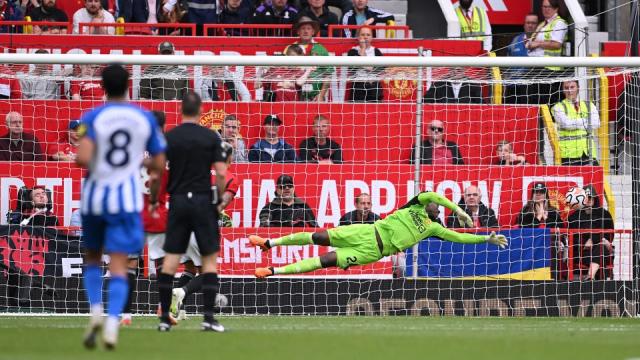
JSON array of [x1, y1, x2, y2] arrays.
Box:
[[410, 120, 464, 165], [446, 185, 499, 229], [258, 174, 317, 227]]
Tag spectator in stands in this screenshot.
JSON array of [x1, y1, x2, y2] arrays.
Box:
[[296, 0, 337, 37], [155, 0, 186, 35], [49, 119, 80, 161], [20, 50, 60, 100], [248, 114, 297, 162], [495, 140, 527, 165], [507, 13, 538, 58], [0, 0, 24, 32], [199, 60, 252, 102], [0, 111, 46, 161], [410, 120, 464, 165], [299, 114, 342, 163], [339, 193, 380, 225], [515, 182, 563, 228], [567, 184, 614, 280], [252, 0, 298, 29], [0, 65, 22, 99], [257, 44, 313, 102], [526, 0, 568, 104], [221, 114, 248, 163], [259, 174, 317, 227], [290, 16, 332, 101], [139, 42, 189, 100], [163, 0, 216, 35], [347, 25, 383, 102], [552, 80, 600, 166], [424, 67, 482, 104], [447, 185, 499, 228], [298, 0, 351, 14], [117, 0, 157, 23], [455, 0, 492, 52], [72, 0, 115, 34], [27, 0, 69, 33], [8, 186, 59, 226], [70, 64, 104, 100], [219, 0, 252, 35], [341, 0, 394, 37]]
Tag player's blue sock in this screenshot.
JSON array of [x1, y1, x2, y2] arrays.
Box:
[[107, 275, 129, 319], [82, 264, 103, 307]]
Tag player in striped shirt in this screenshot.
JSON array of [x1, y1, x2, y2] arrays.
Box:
[[76, 64, 166, 350]]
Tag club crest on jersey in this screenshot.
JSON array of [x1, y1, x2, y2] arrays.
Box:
[[76, 123, 88, 138]]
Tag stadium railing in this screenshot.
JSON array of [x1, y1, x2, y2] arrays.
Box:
[[328, 24, 411, 39], [203, 24, 294, 37], [77, 22, 196, 35]]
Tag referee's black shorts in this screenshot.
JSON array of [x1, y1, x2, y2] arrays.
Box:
[[164, 192, 220, 256]]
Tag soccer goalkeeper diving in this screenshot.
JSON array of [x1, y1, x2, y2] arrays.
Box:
[[250, 191, 508, 278]]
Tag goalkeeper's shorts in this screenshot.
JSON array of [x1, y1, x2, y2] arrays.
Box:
[[327, 224, 382, 270]]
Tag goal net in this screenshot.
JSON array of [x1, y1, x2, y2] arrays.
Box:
[[0, 48, 637, 317]]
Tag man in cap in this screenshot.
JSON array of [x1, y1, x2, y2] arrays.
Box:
[[289, 15, 332, 101], [139, 42, 189, 100], [49, 119, 81, 161], [248, 115, 297, 162], [515, 182, 563, 228], [258, 174, 317, 227]]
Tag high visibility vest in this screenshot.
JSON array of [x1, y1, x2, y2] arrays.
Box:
[[455, 6, 486, 40], [535, 16, 568, 70], [552, 98, 597, 159]]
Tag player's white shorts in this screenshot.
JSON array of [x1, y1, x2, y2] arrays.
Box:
[[147, 232, 166, 261], [179, 234, 201, 267]]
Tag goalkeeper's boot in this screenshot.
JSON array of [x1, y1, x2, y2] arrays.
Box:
[[156, 305, 178, 325], [249, 235, 270, 252], [202, 318, 225, 332], [120, 313, 132, 326], [102, 317, 119, 350], [170, 288, 185, 318], [255, 267, 274, 279], [83, 307, 103, 349]]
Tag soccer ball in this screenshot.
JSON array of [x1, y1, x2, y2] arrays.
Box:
[[215, 293, 229, 308], [565, 187, 587, 208]]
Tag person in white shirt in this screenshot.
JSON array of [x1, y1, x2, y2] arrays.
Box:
[[526, 0, 567, 59], [72, 0, 115, 34]]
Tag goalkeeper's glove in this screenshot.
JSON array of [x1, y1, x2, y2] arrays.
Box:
[[486, 231, 508, 249], [454, 207, 474, 228]]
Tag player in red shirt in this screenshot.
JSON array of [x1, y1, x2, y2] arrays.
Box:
[[170, 150, 237, 320], [120, 110, 175, 326]]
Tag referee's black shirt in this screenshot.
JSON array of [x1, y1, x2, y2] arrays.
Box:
[[165, 123, 226, 195]]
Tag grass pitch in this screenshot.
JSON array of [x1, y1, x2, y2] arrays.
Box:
[[1, 316, 639, 360]]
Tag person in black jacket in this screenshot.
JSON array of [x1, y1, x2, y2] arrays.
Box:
[[218, 0, 252, 35], [410, 120, 464, 165], [447, 185, 498, 228], [295, 0, 338, 37], [341, 0, 394, 37], [259, 175, 317, 227], [567, 184, 614, 280], [8, 186, 59, 227], [252, 0, 298, 29], [339, 193, 380, 225], [515, 182, 564, 228]]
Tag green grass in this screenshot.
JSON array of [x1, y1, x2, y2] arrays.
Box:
[[1, 316, 640, 360]]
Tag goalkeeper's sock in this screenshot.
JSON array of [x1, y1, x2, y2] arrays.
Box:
[[176, 271, 195, 289], [122, 268, 136, 315], [106, 275, 129, 319], [157, 273, 174, 321], [82, 264, 103, 308], [201, 272, 219, 323], [273, 257, 322, 275], [184, 274, 203, 299], [271, 232, 313, 247]]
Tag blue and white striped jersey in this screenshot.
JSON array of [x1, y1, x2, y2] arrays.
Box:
[[80, 103, 166, 216]]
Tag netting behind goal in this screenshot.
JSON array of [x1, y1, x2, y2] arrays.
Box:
[[0, 52, 637, 317]]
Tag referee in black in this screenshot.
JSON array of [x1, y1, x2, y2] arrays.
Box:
[[156, 91, 229, 332]]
